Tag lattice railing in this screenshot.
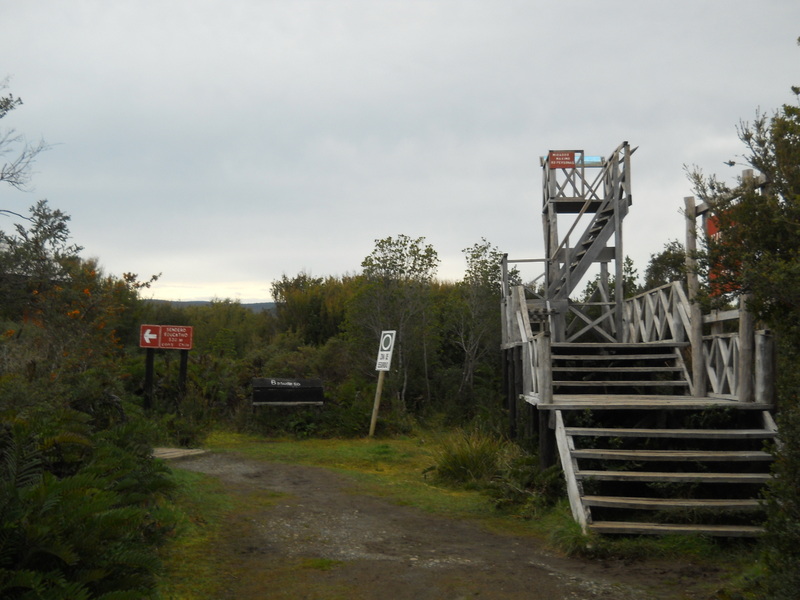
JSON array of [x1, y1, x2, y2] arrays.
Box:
[[501, 285, 552, 404], [623, 282, 692, 343], [565, 302, 616, 343], [703, 333, 739, 398]]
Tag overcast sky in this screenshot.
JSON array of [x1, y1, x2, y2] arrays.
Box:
[[3, 1, 798, 302]]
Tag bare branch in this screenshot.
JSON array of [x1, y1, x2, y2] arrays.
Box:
[[0, 134, 49, 191]]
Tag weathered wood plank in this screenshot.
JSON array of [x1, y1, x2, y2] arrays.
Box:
[[564, 427, 777, 439], [553, 380, 689, 387], [572, 449, 772, 461], [553, 353, 678, 361], [576, 471, 771, 483], [539, 396, 773, 410], [552, 366, 682, 372], [552, 342, 689, 349], [589, 521, 764, 537], [554, 410, 590, 530], [582, 496, 761, 510], [153, 448, 207, 460]]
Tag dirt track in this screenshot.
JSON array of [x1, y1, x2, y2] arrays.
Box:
[[167, 451, 721, 599]]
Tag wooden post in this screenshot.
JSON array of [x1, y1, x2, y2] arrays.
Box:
[[738, 293, 755, 402], [509, 346, 520, 439], [538, 329, 556, 468], [178, 349, 189, 399], [144, 348, 155, 410], [755, 329, 775, 405], [684, 197, 706, 397], [737, 170, 756, 403], [613, 184, 625, 342], [369, 370, 386, 438]]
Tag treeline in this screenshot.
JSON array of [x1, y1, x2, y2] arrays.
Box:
[[140, 234, 517, 438], [0, 202, 525, 441]]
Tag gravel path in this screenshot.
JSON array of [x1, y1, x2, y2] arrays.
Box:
[[165, 451, 720, 599]]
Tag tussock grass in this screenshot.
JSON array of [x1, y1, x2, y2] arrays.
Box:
[[431, 428, 521, 486]]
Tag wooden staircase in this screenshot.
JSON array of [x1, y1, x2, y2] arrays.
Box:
[[548, 200, 628, 300], [544, 342, 776, 537]]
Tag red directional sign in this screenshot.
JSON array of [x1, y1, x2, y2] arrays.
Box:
[[139, 324, 193, 350]]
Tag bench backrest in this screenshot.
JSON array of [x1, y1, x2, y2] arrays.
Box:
[[251, 377, 324, 405]]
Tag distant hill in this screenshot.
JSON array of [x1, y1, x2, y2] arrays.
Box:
[[148, 299, 276, 313]]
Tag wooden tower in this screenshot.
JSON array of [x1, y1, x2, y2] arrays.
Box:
[[541, 142, 633, 342]]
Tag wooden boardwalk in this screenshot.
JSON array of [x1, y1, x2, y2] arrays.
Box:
[[153, 447, 207, 460]]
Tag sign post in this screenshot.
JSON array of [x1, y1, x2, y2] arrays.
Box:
[[140, 324, 194, 410], [369, 330, 395, 437]]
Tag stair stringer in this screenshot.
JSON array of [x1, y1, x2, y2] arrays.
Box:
[[554, 409, 592, 532]]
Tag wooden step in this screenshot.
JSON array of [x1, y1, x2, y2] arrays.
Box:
[[572, 449, 772, 462], [552, 342, 689, 350], [588, 521, 764, 537], [553, 353, 679, 361], [554, 380, 689, 387], [553, 366, 683, 373], [565, 427, 777, 439], [576, 471, 771, 483], [541, 396, 774, 410], [582, 496, 762, 510]]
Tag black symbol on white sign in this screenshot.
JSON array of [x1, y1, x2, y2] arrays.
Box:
[[380, 331, 395, 351]]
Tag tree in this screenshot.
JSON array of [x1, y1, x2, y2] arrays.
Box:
[[579, 255, 640, 302], [0, 79, 48, 192], [643, 239, 686, 290], [0, 201, 153, 380], [271, 272, 352, 346], [688, 52, 800, 598], [447, 239, 513, 400], [348, 235, 440, 412]]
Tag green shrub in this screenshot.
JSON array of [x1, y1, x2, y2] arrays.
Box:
[[489, 456, 565, 517], [0, 397, 178, 599]]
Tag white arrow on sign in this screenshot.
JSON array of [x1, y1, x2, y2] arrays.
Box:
[[143, 328, 158, 344]]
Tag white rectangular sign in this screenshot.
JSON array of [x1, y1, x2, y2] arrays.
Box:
[[375, 330, 396, 371]]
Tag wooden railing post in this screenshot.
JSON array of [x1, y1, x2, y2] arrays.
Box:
[[738, 294, 755, 402], [755, 329, 775, 405], [538, 325, 556, 468], [684, 196, 706, 397]]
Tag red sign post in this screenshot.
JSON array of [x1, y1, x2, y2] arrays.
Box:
[[139, 324, 193, 410]]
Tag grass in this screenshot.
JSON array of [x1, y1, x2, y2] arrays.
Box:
[[203, 430, 506, 524], [156, 469, 235, 600]]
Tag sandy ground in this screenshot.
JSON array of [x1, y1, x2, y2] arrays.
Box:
[[163, 450, 724, 599]]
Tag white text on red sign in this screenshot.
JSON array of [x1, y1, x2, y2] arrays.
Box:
[[139, 324, 194, 350]]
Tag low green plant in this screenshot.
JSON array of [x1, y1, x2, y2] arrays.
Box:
[[431, 428, 518, 486], [489, 456, 565, 517], [0, 407, 178, 599]]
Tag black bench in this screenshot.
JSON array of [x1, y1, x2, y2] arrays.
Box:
[[251, 377, 325, 406]]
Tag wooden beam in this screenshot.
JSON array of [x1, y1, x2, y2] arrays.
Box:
[[554, 411, 589, 530]]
